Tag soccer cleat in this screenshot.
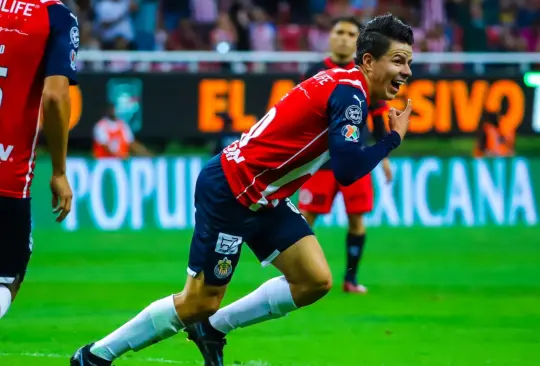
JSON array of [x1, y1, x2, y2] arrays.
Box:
[[70, 344, 112, 366], [185, 322, 226, 366], [343, 281, 368, 294]]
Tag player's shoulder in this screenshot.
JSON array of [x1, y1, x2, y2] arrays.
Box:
[[327, 68, 368, 93], [43, 0, 77, 21], [40, 0, 68, 8], [306, 67, 368, 101]]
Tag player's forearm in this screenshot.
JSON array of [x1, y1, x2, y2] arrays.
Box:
[[42, 89, 70, 175], [331, 131, 401, 186]]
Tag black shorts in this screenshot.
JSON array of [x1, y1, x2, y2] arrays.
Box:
[[188, 155, 314, 286], [0, 196, 32, 285]]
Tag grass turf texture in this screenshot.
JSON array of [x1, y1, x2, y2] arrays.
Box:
[[1, 227, 539, 366]]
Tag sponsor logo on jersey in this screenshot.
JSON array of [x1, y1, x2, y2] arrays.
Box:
[[70, 26, 79, 48], [346, 95, 364, 124], [214, 257, 233, 279], [0, 143, 14, 162], [215, 233, 242, 255], [341, 125, 359, 142], [0, 0, 37, 17]]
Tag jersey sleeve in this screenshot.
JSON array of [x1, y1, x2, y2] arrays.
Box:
[[327, 84, 401, 186], [44, 4, 79, 85]]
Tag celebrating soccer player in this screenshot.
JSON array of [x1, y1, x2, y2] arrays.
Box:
[[0, 0, 78, 319], [298, 16, 394, 294], [71, 14, 413, 366]]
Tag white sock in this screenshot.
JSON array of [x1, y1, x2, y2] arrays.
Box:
[[209, 276, 297, 334], [90, 295, 183, 361], [0, 286, 12, 318]]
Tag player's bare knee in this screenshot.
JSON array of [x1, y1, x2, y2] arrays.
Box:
[[291, 271, 332, 307], [348, 214, 366, 235], [311, 272, 333, 297]]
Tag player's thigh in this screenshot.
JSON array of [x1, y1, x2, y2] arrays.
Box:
[[298, 170, 338, 215], [340, 173, 374, 217], [0, 197, 32, 299], [248, 200, 331, 296], [272, 234, 331, 289]]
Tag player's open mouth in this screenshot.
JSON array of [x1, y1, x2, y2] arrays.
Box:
[[390, 80, 404, 92]]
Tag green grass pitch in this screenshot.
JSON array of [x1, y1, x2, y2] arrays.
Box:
[[1, 226, 539, 366]]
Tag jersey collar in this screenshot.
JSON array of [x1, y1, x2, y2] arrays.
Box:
[[324, 57, 356, 70]]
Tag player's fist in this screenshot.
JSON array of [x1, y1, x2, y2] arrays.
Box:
[[50, 174, 73, 223], [388, 99, 412, 141]]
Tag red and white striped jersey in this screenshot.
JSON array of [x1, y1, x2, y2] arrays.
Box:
[[220, 67, 371, 210]]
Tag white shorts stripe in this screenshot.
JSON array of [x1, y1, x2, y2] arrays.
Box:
[[0, 277, 15, 284]]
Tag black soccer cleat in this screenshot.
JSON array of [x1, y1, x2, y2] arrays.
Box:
[[185, 322, 226, 366], [70, 343, 112, 366]]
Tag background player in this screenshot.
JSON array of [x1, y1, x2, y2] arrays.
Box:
[[71, 14, 413, 366], [0, 0, 78, 318], [298, 16, 393, 294]]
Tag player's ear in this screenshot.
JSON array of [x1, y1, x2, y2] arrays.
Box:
[[361, 53, 374, 73]]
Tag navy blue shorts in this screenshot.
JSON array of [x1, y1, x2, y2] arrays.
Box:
[[0, 196, 32, 285], [188, 155, 314, 286]]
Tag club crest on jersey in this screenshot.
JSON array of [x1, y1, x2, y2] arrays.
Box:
[[70, 26, 80, 48], [341, 125, 359, 142], [214, 257, 233, 279], [345, 104, 362, 124]]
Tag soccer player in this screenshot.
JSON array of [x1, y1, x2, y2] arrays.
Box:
[[298, 16, 393, 294], [71, 14, 413, 366], [0, 0, 78, 318]]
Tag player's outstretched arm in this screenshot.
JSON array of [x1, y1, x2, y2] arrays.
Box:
[[42, 76, 70, 176], [41, 3, 79, 222], [327, 84, 403, 186]]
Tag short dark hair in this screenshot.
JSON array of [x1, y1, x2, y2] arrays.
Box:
[[331, 16, 362, 31], [356, 13, 414, 64]]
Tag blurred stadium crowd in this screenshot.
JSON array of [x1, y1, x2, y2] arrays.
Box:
[[68, 0, 540, 53]]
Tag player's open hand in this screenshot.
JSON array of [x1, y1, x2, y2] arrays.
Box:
[[50, 174, 73, 223], [388, 99, 413, 141]]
